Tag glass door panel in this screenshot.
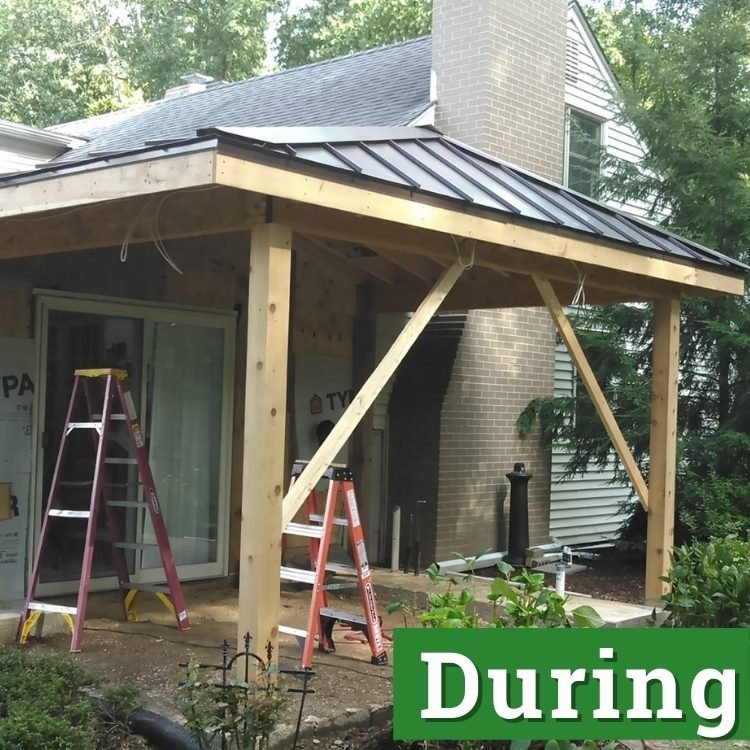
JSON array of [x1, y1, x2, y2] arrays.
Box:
[[141, 321, 224, 569]]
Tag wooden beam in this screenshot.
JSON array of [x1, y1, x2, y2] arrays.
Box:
[[0, 188, 266, 260], [281, 261, 466, 528], [0, 150, 216, 217], [216, 155, 744, 298], [238, 223, 292, 661], [645, 297, 680, 603], [373, 246, 444, 284], [534, 276, 649, 511]]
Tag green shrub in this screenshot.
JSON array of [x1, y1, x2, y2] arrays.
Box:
[[662, 537, 750, 628], [0, 647, 98, 750]]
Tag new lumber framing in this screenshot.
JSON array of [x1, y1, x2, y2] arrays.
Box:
[[533, 276, 649, 511], [238, 223, 292, 658], [645, 298, 680, 603], [281, 261, 466, 528]]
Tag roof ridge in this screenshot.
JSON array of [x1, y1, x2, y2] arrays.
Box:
[[205, 35, 432, 93], [49, 35, 432, 134]]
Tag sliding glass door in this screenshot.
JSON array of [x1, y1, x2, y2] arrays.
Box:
[[33, 293, 235, 594]]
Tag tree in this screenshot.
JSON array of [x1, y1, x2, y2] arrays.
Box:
[[276, 0, 431, 69], [0, 0, 279, 128], [0, 0, 127, 127], [520, 0, 750, 542], [119, 0, 282, 101]]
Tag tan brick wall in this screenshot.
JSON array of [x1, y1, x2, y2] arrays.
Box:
[[435, 310, 555, 560], [430, 0, 566, 561]]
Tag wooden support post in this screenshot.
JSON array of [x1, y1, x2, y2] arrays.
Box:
[[282, 261, 465, 528], [645, 297, 680, 603], [533, 276, 649, 511], [238, 223, 292, 661]]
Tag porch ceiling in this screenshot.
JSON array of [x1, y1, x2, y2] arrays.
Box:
[[0, 127, 744, 310]]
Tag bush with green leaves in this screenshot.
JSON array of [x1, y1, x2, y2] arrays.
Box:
[[661, 537, 750, 628], [0, 647, 98, 750]]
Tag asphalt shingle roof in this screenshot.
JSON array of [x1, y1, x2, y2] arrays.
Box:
[[49, 37, 433, 163]]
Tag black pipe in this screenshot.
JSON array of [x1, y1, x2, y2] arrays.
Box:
[[506, 462, 532, 567], [93, 698, 206, 750]]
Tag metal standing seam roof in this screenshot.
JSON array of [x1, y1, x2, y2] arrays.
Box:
[[202, 126, 747, 275], [0, 125, 745, 277]]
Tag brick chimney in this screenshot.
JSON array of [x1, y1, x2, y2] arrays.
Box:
[[426, 0, 566, 560], [432, 0, 567, 181]]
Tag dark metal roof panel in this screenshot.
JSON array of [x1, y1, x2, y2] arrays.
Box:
[[206, 126, 743, 274]]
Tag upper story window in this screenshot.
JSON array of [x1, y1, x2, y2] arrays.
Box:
[[567, 110, 602, 198]]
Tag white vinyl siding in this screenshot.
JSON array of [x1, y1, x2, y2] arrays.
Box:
[[550, 341, 629, 545], [550, 3, 650, 545]]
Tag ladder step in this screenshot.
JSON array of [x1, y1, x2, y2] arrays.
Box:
[[28, 601, 78, 615], [67, 421, 103, 431], [93, 414, 127, 421], [105, 458, 138, 465], [309, 513, 348, 527], [120, 582, 170, 594], [284, 522, 324, 539], [325, 562, 357, 576], [280, 567, 316, 584], [48, 509, 91, 519], [59, 480, 94, 487], [114, 542, 159, 551], [279, 624, 308, 639], [320, 608, 367, 625], [108, 501, 147, 508]]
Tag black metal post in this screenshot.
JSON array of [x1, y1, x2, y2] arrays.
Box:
[[506, 462, 532, 566]]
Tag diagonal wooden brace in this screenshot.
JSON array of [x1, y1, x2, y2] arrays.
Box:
[[533, 275, 649, 511], [281, 261, 466, 528]]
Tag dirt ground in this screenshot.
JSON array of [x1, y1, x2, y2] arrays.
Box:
[[542, 548, 646, 605], [23, 579, 395, 728]]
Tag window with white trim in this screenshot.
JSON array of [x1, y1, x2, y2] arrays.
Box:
[[566, 110, 602, 198]]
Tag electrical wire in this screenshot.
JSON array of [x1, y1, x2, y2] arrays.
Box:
[[450, 235, 476, 269]]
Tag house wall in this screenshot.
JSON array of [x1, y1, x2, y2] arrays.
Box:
[[425, 0, 566, 560], [0, 233, 357, 585], [548, 3, 650, 544]]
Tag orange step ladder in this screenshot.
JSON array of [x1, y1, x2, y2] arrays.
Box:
[[280, 462, 388, 669], [18, 368, 190, 652]]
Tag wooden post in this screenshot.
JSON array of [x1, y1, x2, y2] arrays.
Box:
[[533, 276, 649, 511], [645, 297, 680, 603], [282, 261, 465, 528], [238, 223, 292, 660]]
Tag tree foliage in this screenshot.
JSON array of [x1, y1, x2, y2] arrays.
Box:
[[276, 0, 431, 69], [521, 0, 750, 542], [0, 0, 279, 127]]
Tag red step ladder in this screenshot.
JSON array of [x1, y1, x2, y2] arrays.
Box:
[[280, 462, 388, 669], [18, 368, 190, 652]]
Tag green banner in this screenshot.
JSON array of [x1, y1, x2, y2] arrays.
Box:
[[393, 628, 750, 741]]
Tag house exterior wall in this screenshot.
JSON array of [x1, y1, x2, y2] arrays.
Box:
[[0, 232, 357, 598], [549, 3, 650, 544], [427, 0, 566, 560]]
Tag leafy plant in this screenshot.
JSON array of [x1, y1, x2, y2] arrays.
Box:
[[180, 651, 286, 750], [661, 537, 750, 628], [0, 647, 98, 750], [488, 561, 604, 630]]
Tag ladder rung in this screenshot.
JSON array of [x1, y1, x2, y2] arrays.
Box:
[[279, 624, 308, 639], [108, 501, 147, 508], [280, 567, 316, 584], [323, 582, 358, 591], [120, 582, 170, 593], [28, 601, 78, 615], [326, 562, 357, 576], [114, 542, 158, 550], [67, 421, 103, 431], [59, 480, 94, 487], [48, 509, 91, 519], [93, 414, 127, 421], [320, 608, 367, 625], [309, 513, 348, 527], [106, 482, 143, 489], [105, 458, 138, 465], [284, 522, 324, 539]]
